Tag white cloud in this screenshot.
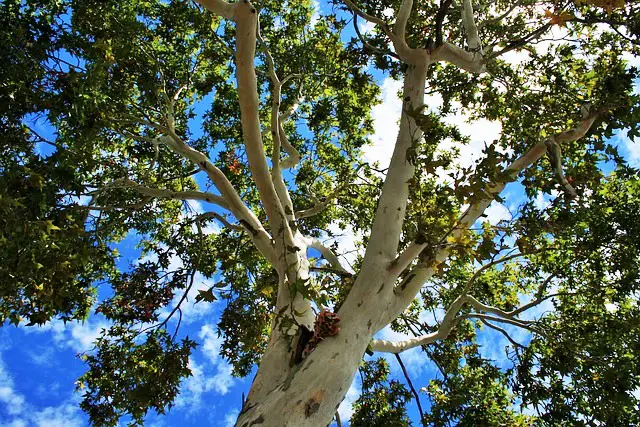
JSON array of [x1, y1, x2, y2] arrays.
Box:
[[310, 0, 320, 27], [534, 192, 551, 210], [198, 324, 224, 365], [0, 351, 25, 416], [483, 201, 512, 225], [174, 325, 236, 412], [364, 74, 503, 186], [1, 349, 85, 427], [23, 318, 110, 354], [358, 20, 376, 35], [206, 364, 234, 396], [618, 129, 640, 167], [224, 409, 240, 427], [364, 77, 404, 169], [175, 359, 207, 410], [31, 403, 84, 427], [440, 112, 503, 171], [198, 325, 235, 395]]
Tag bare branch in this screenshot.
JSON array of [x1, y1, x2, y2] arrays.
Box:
[[388, 243, 424, 277], [295, 164, 365, 219], [394, 0, 414, 50], [479, 318, 526, 349], [478, 1, 523, 29], [370, 294, 466, 353], [461, 0, 483, 54], [235, 3, 292, 243], [257, 14, 297, 225], [102, 178, 230, 209], [433, 42, 485, 73], [341, 0, 425, 63], [461, 313, 545, 336], [194, 0, 236, 20], [353, 14, 400, 60], [197, 211, 244, 232], [395, 353, 426, 424], [308, 238, 352, 275], [341, 0, 388, 29]]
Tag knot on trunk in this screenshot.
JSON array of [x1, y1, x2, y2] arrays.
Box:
[[303, 310, 340, 358], [304, 390, 326, 418], [292, 310, 341, 365]]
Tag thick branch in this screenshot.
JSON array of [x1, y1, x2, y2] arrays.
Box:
[[434, 0, 453, 47], [342, 0, 424, 63], [394, 0, 414, 52], [151, 134, 277, 265], [360, 63, 428, 263], [370, 294, 466, 353], [235, 2, 292, 247], [461, 0, 482, 54], [104, 178, 229, 209], [432, 42, 485, 73], [257, 16, 296, 225], [194, 0, 236, 20]]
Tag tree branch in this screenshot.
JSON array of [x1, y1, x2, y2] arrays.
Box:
[[460, 313, 544, 336], [394, 353, 426, 424], [434, 0, 453, 48], [197, 211, 244, 232], [370, 294, 466, 353], [101, 178, 230, 209], [193, 0, 236, 20], [295, 164, 365, 219], [432, 42, 485, 73], [257, 14, 296, 225], [341, 0, 424, 63], [479, 318, 526, 349], [235, 2, 293, 248], [478, 1, 523, 29], [308, 238, 352, 275], [353, 14, 400, 60], [461, 0, 482, 54], [394, 0, 414, 52], [386, 111, 603, 323]]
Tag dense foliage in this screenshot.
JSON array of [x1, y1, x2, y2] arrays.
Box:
[[1, 0, 639, 425]]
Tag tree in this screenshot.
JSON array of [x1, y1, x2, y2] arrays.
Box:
[[1, 0, 639, 425]]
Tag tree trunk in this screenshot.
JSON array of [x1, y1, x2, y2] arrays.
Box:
[[236, 322, 370, 427]]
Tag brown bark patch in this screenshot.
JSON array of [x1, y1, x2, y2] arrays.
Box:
[[304, 390, 326, 418]]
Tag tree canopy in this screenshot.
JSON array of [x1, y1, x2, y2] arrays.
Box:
[[1, 0, 639, 425]]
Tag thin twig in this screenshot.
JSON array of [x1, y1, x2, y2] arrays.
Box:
[[395, 353, 426, 425]]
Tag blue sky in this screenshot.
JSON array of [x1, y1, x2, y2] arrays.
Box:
[[3, 2, 640, 426]]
